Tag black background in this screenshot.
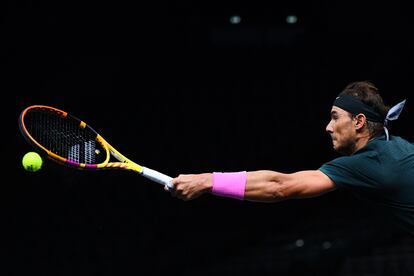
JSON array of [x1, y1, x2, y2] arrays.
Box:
[[2, 0, 414, 275]]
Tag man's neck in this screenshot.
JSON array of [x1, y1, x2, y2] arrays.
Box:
[[353, 133, 371, 154]]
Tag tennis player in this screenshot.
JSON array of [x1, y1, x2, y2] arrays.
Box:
[[169, 81, 414, 234]]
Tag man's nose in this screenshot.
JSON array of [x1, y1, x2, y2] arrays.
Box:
[[326, 121, 333, 133]]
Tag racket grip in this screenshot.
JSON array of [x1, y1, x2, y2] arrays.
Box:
[[141, 167, 173, 188]]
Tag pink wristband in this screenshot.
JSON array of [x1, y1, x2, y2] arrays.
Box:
[[212, 171, 247, 200]]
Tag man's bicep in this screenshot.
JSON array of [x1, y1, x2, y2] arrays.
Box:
[[288, 170, 337, 198]]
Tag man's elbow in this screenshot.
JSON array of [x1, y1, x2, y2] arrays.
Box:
[[266, 179, 291, 202]]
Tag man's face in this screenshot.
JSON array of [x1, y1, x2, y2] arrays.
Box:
[[326, 106, 357, 155]]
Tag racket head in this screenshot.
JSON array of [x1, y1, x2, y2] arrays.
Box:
[[19, 105, 140, 172]]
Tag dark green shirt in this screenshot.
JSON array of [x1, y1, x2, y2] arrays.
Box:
[[319, 135, 414, 235]]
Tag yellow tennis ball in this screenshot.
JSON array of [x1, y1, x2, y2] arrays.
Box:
[[22, 152, 43, 172]]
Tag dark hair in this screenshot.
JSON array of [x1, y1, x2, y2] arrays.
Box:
[[341, 81, 390, 137]]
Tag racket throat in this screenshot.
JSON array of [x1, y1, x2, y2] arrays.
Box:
[[109, 149, 127, 163]]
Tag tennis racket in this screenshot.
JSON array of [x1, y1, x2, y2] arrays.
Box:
[[19, 105, 173, 188]]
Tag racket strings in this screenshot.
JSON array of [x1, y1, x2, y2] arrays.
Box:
[[25, 110, 106, 164]]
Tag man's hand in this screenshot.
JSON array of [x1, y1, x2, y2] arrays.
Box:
[[166, 173, 213, 201]]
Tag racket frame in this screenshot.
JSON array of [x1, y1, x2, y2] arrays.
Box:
[[19, 105, 172, 187]]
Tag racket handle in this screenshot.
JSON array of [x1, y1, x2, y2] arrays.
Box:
[[141, 167, 173, 188]]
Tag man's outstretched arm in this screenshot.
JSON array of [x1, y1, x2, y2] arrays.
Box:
[[170, 170, 336, 202]]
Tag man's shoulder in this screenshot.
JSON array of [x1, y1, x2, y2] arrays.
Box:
[[390, 135, 414, 145], [322, 153, 367, 169]]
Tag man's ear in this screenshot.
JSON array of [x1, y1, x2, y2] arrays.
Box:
[[354, 113, 367, 130]]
